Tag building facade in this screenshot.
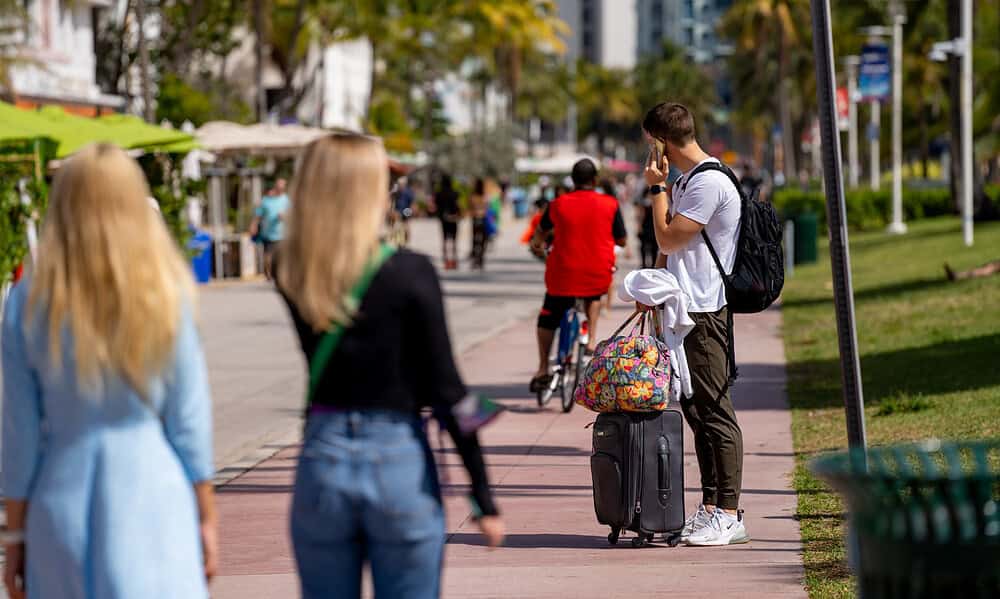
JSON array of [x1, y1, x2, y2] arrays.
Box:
[[557, 0, 638, 69], [9, 0, 123, 115], [637, 0, 733, 63]]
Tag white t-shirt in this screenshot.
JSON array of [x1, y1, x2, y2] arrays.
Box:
[[665, 157, 741, 313]]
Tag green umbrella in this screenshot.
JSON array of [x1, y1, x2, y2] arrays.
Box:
[[36, 106, 126, 157], [0, 101, 58, 143], [97, 114, 197, 152]]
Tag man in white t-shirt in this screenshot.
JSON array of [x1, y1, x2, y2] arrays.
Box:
[[638, 101, 747, 547]]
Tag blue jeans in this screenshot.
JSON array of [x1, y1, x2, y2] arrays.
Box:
[[290, 410, 446, 599]]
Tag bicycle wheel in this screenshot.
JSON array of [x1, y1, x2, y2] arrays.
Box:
[[560, 364, 574, 413], [573, 341, 587, 394], [538, 367, 560, 408]]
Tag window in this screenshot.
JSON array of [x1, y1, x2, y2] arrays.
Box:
[[683, 0, 694, 19]]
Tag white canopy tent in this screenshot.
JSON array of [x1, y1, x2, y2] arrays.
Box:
[[515, 153, 602, 174], [195, 121, 335, 156]]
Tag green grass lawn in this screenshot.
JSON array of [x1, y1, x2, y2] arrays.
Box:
[[780, 217, 1000, 598]]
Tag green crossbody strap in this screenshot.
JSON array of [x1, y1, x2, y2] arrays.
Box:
[[306, 243, 397, 408]]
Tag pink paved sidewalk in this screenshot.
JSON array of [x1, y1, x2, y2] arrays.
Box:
[[211, 304, 805, 598]]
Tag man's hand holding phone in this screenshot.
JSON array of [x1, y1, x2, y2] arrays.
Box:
[[644, 136, 669, 188]]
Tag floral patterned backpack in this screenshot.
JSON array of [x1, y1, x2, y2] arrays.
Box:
[[574, 311, 672, 413]]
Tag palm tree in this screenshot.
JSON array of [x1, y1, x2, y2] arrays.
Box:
[[719, 0, 812, 179], [634, 40, 717, 136], [574, 60, 639, 156], [463, 0, 567, 124]]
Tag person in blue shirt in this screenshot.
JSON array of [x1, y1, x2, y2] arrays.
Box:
[[251, 178, 290, 279], [2, 143, 216, 599]]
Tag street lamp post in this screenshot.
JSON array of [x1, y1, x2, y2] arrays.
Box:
[[929, 0, 975, 247], [844, 56, 860, 188], [960, 0, 973, 247], [810, 0, 868, 454], [887, 2, 907, 234], [869, 99, 880, 190]]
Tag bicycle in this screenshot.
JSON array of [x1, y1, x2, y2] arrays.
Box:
[[386, 208, 411, 247], [536, 298, 590, 413]]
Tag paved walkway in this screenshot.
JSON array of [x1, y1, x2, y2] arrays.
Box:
[[212, 299, 805, 598], [200, 216, 549, 479]]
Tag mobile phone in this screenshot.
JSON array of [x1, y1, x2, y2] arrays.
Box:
[[651, 138, 665, 166], [452, 394, 505, 435]]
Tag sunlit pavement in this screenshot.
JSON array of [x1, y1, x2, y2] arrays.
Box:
[[210, 212, 807, 598], [203, 215, 550, 479]]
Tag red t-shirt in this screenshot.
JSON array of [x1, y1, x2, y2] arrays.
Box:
[[540, 189, 626, 297]]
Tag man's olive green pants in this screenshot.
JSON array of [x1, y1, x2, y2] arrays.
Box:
[[680, 307, 743, 510]]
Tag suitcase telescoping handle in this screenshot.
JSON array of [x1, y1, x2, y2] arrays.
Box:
[[657, 436, 671, 496]]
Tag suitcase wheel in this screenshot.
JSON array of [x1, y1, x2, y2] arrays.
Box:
[[666, 533, 682, 547], [607, 529, 620, 545], [631, 533, 653, 548]]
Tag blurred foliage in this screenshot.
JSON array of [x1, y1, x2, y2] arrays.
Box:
[[0, 180, 31, 287], [434, 125, 516, 180], [634, 40, 717, 138], [574, 60, 639, 154], [720, 0, 999, 171], [772, 186, 971, 230], [156, 74, 253, 127], [0, 142, 51, 287]]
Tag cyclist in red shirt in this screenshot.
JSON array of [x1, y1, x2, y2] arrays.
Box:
[[529, 159, 627, 392]]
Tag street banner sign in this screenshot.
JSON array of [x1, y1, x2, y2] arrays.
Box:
[[837, 86, 850, 131], [858, 43, 890, 102]]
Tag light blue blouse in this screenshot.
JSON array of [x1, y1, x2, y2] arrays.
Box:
[[1, 282, 213, 599]]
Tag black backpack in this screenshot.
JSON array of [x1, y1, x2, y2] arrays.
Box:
[[679, 161, 785, 382]]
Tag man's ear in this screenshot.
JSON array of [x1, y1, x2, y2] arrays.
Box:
[[663, 140, 679, 162]]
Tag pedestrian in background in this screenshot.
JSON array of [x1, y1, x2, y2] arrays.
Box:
[[469, 178, 489, 270], [435, 173, 461, 270], [1, 143, 217, 599], [251, 177, 290, 280], [275, 134, 504, 599], [636, 189, 659, 268]]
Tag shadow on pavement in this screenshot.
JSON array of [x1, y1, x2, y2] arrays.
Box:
[[217, 483, 294, 494], [468, 383, 533, 400], [447, 532, 609, 549], [436, 444, 591, 457]]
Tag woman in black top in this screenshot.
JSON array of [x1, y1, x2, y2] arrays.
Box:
[[276, 134, 503, 599], [435, 173, 460, 270]]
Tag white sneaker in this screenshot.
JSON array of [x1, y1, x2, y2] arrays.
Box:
[[684, 509, 750, 546], [680, 504, 713, 539]]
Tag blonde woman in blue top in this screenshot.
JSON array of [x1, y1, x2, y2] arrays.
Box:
[[1, 143, 217, 599]]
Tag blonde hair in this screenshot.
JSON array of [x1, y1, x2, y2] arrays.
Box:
[[277, 133, 389, 331], [27, 143, 195, 398]]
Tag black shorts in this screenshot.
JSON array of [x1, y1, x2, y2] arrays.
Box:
[[537, 293, 602, 331], [441, 219, 458, 239]]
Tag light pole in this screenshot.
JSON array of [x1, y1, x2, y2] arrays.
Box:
[[930, 0, 974, 247], [887, 1, 907, 234], [844, 56, 860, 188], [869, 99, 880, 191], [960, 0, 973, 247], [810, 0, 868, 454]]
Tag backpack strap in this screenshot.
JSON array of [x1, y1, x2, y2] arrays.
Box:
[[681, 161, 742, 386], [305, 243, 397, 409]]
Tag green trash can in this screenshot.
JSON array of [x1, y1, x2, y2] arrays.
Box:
[[811, 440, 1000, 598], [793, 212, 818, 265]]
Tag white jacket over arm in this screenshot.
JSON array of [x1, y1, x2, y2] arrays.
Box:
[[619, 269, 696, 399]]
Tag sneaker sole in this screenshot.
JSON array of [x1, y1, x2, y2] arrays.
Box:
[[684, 533, 751, 547]]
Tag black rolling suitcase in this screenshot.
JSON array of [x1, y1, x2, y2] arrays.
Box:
[[590, 410, 685, 547]]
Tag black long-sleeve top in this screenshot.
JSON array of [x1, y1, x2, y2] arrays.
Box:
[[278, 249, 497, 516]]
